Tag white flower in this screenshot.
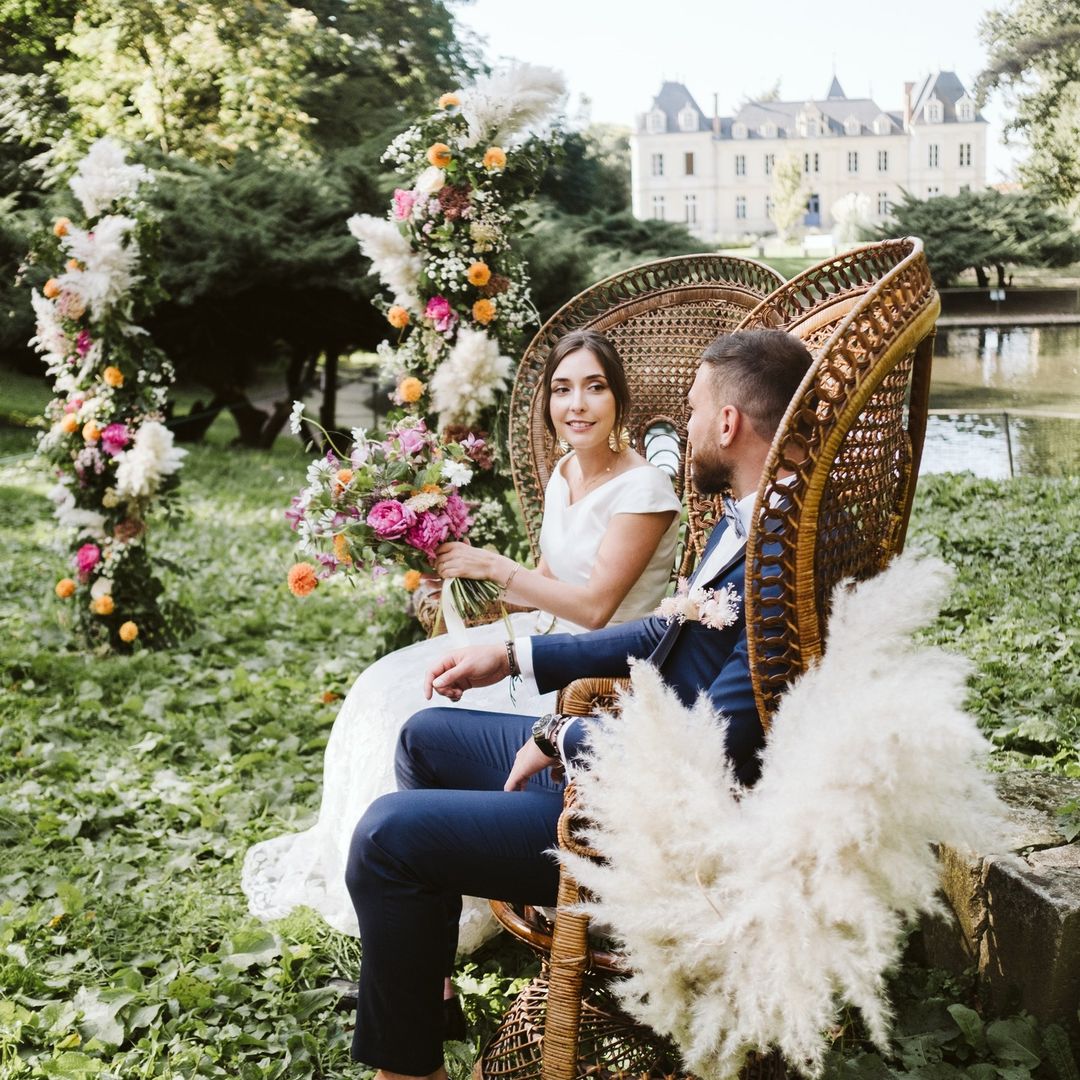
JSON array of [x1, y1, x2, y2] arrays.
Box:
[[404, 491, 446, 513], [29, 290, 69, 360], [90, 576, 114, 600], [69, 138, 152, 219], [113, 421, 187, 500], [60, 216, 141, 320], [414, 166, 446, 195], [458, 64, 567, 148], [289, 400, 306, 434], [48, 482, 107, 537], [429, 326, 513, 427], [657, 581, 741, 630], [346, 214, 421, 310], [442, 459, 473, 488]]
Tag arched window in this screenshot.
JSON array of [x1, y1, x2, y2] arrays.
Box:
[[956, 97, 975, 122], [646, 108, 667, 134], [678, 106, 699, 132], [924, 97, 943, 123]]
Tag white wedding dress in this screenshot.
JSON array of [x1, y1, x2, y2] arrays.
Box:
[[242, 454, 681, 951]]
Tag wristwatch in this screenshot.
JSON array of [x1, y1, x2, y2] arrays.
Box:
[[531, 712, 560, 758]]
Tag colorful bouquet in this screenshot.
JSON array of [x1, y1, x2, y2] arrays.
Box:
[[285, 407, 501, 623], [27, 138, 185, 649], [347, 63, 565, 433]]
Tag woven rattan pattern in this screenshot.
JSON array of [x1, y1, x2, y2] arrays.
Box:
[[743, 239, 939, 728], [508, 254, 784, 561]]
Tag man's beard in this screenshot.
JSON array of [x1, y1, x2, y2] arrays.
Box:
[[691, 449, 734, 495]]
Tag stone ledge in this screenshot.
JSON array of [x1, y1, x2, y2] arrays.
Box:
[[920, 771, 1080, 1035]]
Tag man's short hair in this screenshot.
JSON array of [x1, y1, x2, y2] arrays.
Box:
[[700, 330, 814, 440]]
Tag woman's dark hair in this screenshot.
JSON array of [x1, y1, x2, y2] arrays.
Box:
[[541, 330, 631, 440]]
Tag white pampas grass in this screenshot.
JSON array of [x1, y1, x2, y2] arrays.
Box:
[[563, 553, 1006, 1080], [429, 326, 513, 426], [69, 138, 152, 219], [114, 421, 186, 500], [60, 216, 141, 320], [347, 214, 422, 311], [459, 64, 567, 148]]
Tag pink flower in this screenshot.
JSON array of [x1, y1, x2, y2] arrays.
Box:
[[100, 422, 130, 457], [424, 295, 458, 335], [392, 188, 416, 221], [445, 494, 472, 539], [63, 395, 84, 414], [75, 543, 101, 578], [367, 499, 417, 540], [75, 330, 92, 357], [404, 511, 451, 557]]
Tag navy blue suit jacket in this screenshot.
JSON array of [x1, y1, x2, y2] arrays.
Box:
[[531, 518, 766, 786]]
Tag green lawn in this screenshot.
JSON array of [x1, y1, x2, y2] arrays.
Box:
[[1, 426, 1077, 1078]]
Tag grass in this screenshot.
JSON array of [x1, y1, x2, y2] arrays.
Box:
[[0, 420, 1077, 1078]]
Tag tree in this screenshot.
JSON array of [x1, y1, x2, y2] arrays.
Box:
[[978, 0, 1080, 203], [880, 188, 1080, 286], [770, 154, 806, 241]]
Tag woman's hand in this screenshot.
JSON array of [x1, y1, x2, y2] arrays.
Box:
[[434, 541, 508, 583]]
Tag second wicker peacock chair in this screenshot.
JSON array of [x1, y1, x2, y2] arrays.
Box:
[[476, 237, 941, 1080]]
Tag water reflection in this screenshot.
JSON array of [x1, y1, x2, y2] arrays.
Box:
[[921, 325, 1080, 477]]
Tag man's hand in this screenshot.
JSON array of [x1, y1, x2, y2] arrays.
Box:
[[504, 738, 562, 791], [425, 644, 509, 701]]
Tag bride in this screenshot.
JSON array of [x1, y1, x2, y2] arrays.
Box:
[[242, 329, 682, 950]]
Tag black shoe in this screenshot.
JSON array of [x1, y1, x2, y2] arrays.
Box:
[[443, 995, 467, 1041]]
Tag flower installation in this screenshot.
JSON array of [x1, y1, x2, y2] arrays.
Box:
[[285, 406, 501, 623], [347, 63, 566, 434], [29, 138, 186, 649]]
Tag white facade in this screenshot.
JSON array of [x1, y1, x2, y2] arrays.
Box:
[[631, 73, 987, 241]]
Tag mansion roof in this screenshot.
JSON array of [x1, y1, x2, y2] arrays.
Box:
[[640, 72, 986, 137]]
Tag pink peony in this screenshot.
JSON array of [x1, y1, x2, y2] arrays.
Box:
[[424, 295, 458, 335], [75, 330, 92, 357], [404, 510, 451, 557], [392, 188, 416, 221], [75, 542, 101, 578], [367, 499, 417, 540], [397, 425, 429, 457], [100, 422, 130, 457], [445, 494, 472, 539]]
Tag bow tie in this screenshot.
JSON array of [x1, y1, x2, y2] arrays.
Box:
[[721, 493, 747, 540]]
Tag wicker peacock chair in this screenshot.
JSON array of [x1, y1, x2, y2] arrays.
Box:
[[476, 237, 941, 1080], [415, 253, 785, 633]]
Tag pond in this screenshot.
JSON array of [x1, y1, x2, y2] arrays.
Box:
[[921, 324, 1080, 478]]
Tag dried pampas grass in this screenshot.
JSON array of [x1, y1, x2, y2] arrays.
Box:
[[562, 553, 1006, 1080]]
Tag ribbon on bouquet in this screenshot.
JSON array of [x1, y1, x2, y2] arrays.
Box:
[[438, 576, 470, 647]]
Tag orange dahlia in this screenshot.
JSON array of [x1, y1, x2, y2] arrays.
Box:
[[403, 569, 423, 592], [82, 421, 101, 442], [55, 578, 76, 599], [53, 218, 71, 238], [91, 594, 115, 616], [472, 298, 496, 325], [398, 376, 424, 404], [467, 261, 491, 287], [426, 142, 452, 168], [103, 366, 124, 388], [43, 279, 61, 299], [119, 621, 139, 643], [483, 146, 507, 171], [287, 562, 319, 597], [387, 305, 410, 329]]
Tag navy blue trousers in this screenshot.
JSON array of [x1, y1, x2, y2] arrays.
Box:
[[345, 705, 566, 1074]]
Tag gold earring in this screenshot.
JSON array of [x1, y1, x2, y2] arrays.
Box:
[[608, 426, 631, 453]]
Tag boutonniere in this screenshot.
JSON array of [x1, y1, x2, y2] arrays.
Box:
[[656, 578, 742, 629]]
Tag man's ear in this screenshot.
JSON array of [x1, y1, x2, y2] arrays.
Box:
[[718, 403, 741, 447]]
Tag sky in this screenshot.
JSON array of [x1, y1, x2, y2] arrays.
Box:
[[454, 0, 1022, 184]]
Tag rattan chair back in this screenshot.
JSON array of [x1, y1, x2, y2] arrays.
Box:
[[738, 238, 939, 727], [509, 253, 784, 575]]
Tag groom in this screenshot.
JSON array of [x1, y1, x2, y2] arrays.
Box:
[[345, 328, 814, 1079]]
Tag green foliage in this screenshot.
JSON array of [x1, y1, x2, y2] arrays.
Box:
[[978, 0, 1080, 204], [909, 473, 1080, 773], [881, 189, 1080, 286], [538, 124, 631, 216]]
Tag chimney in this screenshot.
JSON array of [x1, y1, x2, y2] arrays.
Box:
[[713, 92, 720, 135], [903, 82, 914, 130]]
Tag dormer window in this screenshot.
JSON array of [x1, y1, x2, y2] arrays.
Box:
[[732, 121, 748, 139], [924, 97, 943, 123], [646, 108, 667, 134], [872, 114, 891, 135], [956, 96, 975, 122], [678, 105, 699, 132], [796, 105, 822, 138], [844, 116, 860, 136], [759, 121, 777, 138]]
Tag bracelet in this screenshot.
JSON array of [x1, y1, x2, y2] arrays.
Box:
[[545, 714, 573, 756], [505, 639, 520, 678], [502, 564, 520, 592]]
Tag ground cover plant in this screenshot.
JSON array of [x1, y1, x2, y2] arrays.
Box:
[[1, 415, 1077, 1078]]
